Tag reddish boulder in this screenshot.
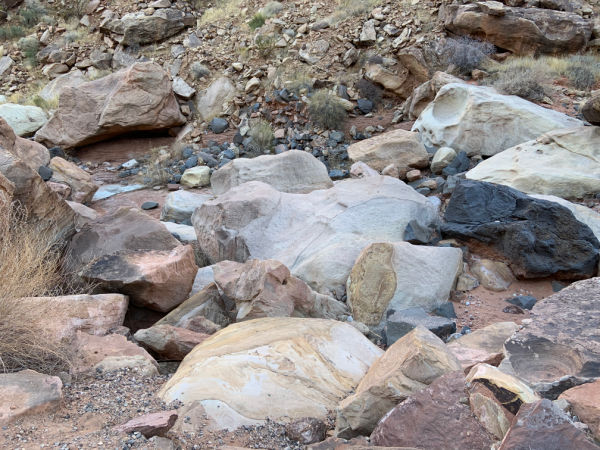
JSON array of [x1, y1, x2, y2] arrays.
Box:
[[114, 410, 178, 438]]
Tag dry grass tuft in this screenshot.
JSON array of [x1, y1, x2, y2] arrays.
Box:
[[200, 0, 244, 26], [138, 143, 185, 186], [308, 89, 347, 130], [247, 118, 274, 153]]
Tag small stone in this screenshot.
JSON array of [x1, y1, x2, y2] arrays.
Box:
[[38, 165, 53, 181], [357, 98, 373, 114], [180, 166, 210, 188], [506, 295, 537, 310], [141, 201, 159, 210], [209, 118, 228, 134], [406, 169, 421, 182]]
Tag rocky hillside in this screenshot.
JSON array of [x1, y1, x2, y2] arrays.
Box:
[[1, 0, 600, 448]]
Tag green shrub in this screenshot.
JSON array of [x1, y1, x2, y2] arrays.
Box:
[[445, 36, 495, 74], [248, 12, 265, 30], [18, 36, 39, 67], [248, 119, 274, 152], [255, 34, 276, 58], [0, 25, 26, 40], [19, 1, 46, 27], [260, 1, 284, 17], [308, 89, 347, 130]]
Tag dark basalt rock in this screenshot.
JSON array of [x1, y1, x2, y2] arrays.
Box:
[[442, 180, 599, 279]]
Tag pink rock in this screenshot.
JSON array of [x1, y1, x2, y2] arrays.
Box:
[[114, 410, 178, 437], [134, 324, 209, 360]]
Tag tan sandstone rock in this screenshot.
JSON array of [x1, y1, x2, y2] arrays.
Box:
[[134, 324, 209, 360], [559, 379, 600, 440], [49, 156, 98, 203]]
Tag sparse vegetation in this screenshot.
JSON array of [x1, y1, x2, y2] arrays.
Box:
[[308, 89, 347, 130], [18, 36, 40, 67], [494, 66, 547, 101], [444, 36, 495, 75], [333, 0, 383, 21], [260, 1, 284, 17], [248, 119, 274, 153], [139, 143, 186, 186], [357, 78, 383, 106], [199, 0, 244, 26], [285, 71, 314, 95], [53, 0, 88, 21], [0, 25, 26, 40], [248, 12, 266, 30], [254, 34, 277, 58], [19, 0, 46, 27]]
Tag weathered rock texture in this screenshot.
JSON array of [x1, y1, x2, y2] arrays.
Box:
[[100, 9, 187, 46]]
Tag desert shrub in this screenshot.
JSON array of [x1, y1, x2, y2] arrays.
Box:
[[285, 71, 314, 95], [357, 78, 383, 105], [0, 202, 74, 374], [63, 30, 80, 44], [248, 12, 265, 30], [139, 143, 185, 186], [566, 55, 599, 90], [248, 119, 274, 152], [53, 0, 88, 20], [0, 25, 25, 40], [334, 0, 383, 20], [308, 89, 347, 130], [260, 1, 284, 17], [19, 0, 46, 27], [444, 36, 495, 74], [200, 0, 243, 25], [255, 34, 276, 58], [494, 66, 546, 101], [18, 36, 39, 66]]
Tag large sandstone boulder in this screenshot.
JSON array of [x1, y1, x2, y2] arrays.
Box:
[[364, 61, 430, 100], [0, 119, 49, 172], [441, 1, 592, 55], [0, 104, 47, 136], [347, 129, 429, 174], [212, 259, 348, 321], [100, 9, 187, 46], [160, 190, 212, 225], [196, 77, 237, 121], [192, 176, 440, 298], [38, 69, 88, 103], [158, 318, 383, 430], [500, 278, 600, 397], [35, 62, 185, 149], [0, 370, 62, 426], [335, 327, 462, 438], [370, 371, 494, 448], [66, 207, 180, 270], [211, 150, 333, 195], [442, 180, 599, 279], [346, 242, 462, 328], [82, 245, 198, 312], [0, 120, 74, 241], [466, 127, 600, 199], [48, 157, 98, 204], [412, 83, 582, 156], [403, 71, 463, 121]]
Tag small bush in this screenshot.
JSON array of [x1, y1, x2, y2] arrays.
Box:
[[19, 1, 46, 27], [190, 61, 210, 80], [139, 144, 185, 186], [255, 34, 276, 58], [494, 66, 546, 101], [567, 64, 596, 91], [54, 0, 88, 21], [285, 71, 314, 95], [18, 36, 39, 66], [308, 89, 347, 130], [200, 0, 243, 26], [248, 12, 265, 30], [0, 25, 26, 40], [334, 0, 383, 21], [248, 119, 274, 152], [260, 1, 284, 17], [357, 79, 383, 106], [444, 36, 495, 74]]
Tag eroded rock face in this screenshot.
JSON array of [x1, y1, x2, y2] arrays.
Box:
[[346, 242, 462, 328], [559, 380, 600, 440], [442, 180, 599, 279], [347, 129, 429, 174], [335, 327, 461, 439], [101, 9, 186, 46], [466, 127, 600, 200], [35, 62, 185, 149], [211, 150, 333, 195], [48, 157, 98, 204], [403, 72, 463, 121], [370, 371, 494, 448], [212, 259, 348, 321], [498, 399, 599, 449], [134, 325, 209, 360], [0, 103, 47, 137], [412, 83, 582, 157], [0, 370, 62, 426], [82, 246, 198, 313], [583, 93, 600, 125], [158, 318, 383, 431], [441, 2, 592, 55], [500, 278, 600, 398], [196, 77, 237, 121], [192, 176, 439, 298]]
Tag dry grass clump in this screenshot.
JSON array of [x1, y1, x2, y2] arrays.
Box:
[[333, 0, 383, 21], [0, 201, 73, 374], [138, 143, 185, 186], [494, 66, 547, 101], [308, 89, 347, 130], [247, 118, 274, 153], [200, 0, 244, 26], [444, 36, 495, 74]]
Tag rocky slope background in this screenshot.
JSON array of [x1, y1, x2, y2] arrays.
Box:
[[2, 0, 600, 448]]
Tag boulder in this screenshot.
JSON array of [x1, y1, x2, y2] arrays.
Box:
[[441, 2, 592, 55], [0, 104, 47, 136], [190, 265, 215, 296], [163, 222, 197, 243], [0, 370, 62, 425], [384, 307, 456, 344], [559, 380, 600, 440], [347, 129, 429, 174], [160, 190, 212, 225], [38, 69, 88, 103], [192, 176, 440, 298], [158, 318, 383, 430], [134, 324, 209, 360], [582, 92, 600, 125], [180, 166, 210, 188], [212, 259, 348, 321], [448, 321, 520, 372], [67, 200, 99, 231], [469, 383, 514, 440], [412, 83, 582, 156], [66, 207, 180, 271], [364, 62, 429, 100], [466, 126, 600, 199], [430, 146, 456, 174], [335, 327, 461, 438], [500, 278, 600, 398], [12, 294, 128, 344], [403, 71, 463, 121], [35, 62, 185, 149], [196, 77, 237, 121], [370, 371, 494, 448], [100, 9, 186, 46], [498, 399, 599, 449], [441, 180, 599, 279], [0, 119, 74, 240], [286, 418, 327, 445], [48, 156, 98, 203], [82, 245, 197, 312], [211, 150, 333, 195], [347, 242, 462, 328]]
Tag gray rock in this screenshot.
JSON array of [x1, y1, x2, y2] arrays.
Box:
[[160, 190, 212, 225], [92, 184, 145, 201], [385, 307, 456, 345], [101, 8, 186, 46], [506, 295, 537, 310], [209, 117, 228, 134], [172, 76, 195, 99]]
